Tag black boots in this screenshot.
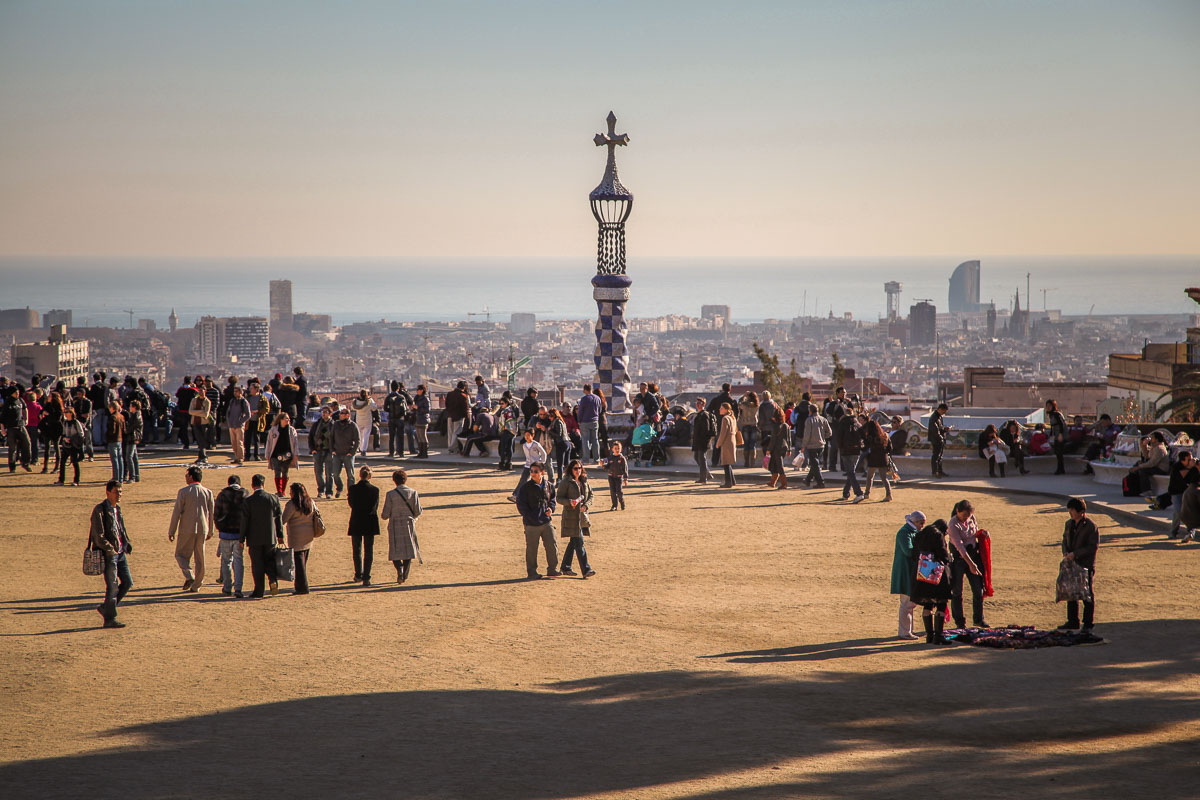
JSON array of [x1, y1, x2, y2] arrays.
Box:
[[924, 610, 949, 644]]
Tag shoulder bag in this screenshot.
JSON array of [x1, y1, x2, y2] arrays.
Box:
[[915, 552, 945, 584], [83, 518, 105, 576], [311, 507, 326, 537]]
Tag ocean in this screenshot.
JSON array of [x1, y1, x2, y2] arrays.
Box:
[[1, 255, 1196, 329]]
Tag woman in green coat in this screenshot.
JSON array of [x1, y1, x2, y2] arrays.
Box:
[[890, 510, 925, 640], [556, 460, 595, 578]]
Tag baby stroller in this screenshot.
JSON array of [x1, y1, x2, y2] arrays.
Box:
[[638, 436, 670, 467]]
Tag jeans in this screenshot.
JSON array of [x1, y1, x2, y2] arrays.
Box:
[[101, 552, 133, 621], [722, 464, 736, 486], [740, 425, 758, 467], [59, 448, 82, 483], [107, 442, 125, 483], [693, 449, 712, 482], [608, 476, 625, 509], [7, 427, 31, 470], [1171, 493, 1184, 533], [192, 423, 208, 460], [950, 546, 986, 627], [498, 431, 515, 469], [314, 450, 334, 496], [388, 420, 406, 456], [804, 447, 825, 486], [513, 465, 532, 497], [351, 534, 374, 581], [217, 537, 244, 593], [579, 421, 600, 462], [406, 423, 418, 453], [561, 537, 591, 571], [841, 458, 862, 498], [92, 412, 106, 447], [333, 454, 355, 492], [123, 442, 140, 481], [864, 466, 891, 497], [552, 443, 570, 483], [524, 523, 559, 576], [931, 440, 945, 476]]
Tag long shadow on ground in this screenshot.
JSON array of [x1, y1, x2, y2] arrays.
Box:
[[3, 620, 1198, 799]]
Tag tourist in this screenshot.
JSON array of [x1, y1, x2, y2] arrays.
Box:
[[265, 412, 299, 497], [414, 384, 431, 458], [282, 482, 321, 594], [307, 405, 335, 499], [474, 375, 491, 407], [24, 390, 41, 470], [823, 388, 849, 472], [214, 474, 250, 597], [515, 461, 559, 579], [556, 459, 595, 578], [241, 473, 284, 598], [999, 419, 1030, 475], [947, 499, 987, 628], [1166, 451, 1200, 538], [836, 410, 863, 502], [292, 367, 309, 429], [547, 407, 572, 481], [347, 464, 380, 586], [38, 391, 63, 474], [757, 390, 779, 455], [862, 419, 894, 502], [496, 396, 522, 471], [1029, 423, 1051, 455], [1, 385, 31, 473], [603, 441, 629, 511], [631, 416, 656, 468], [105, 401, 126, 484], [225, 385, 251, 465], [928, 402, 949, 478], [56, 406, 86, 486], [71, 387, 94, 461], [737, 391, 760, 469], [715, 401, 739, 488], [462, 405, 498, 457], [521, 387, 541, 427], [384, 381, 409, 457], [167, 465, 215, 592], [691, 398, 715, 482], [595, 386, 610, 458], [765, 407, 791, 489], [801, 403, 832, 489], [510, 428, 548, 501], [123, 399, 143, 483], [977, 424, 1007, 478], [1045, 399, 1068, 474], [245, 382, 266, 460], [90, 479, 134, 628], [331, 407, 360, 496], [203, 377, 221, 448], [446, 381, 471, 454], [1178, 483, 1200, 543], [350, 389, 376, 457], [911, 518, 952, 644], [188, 386, 211, 464], [1128, 431, 1169, 495], [1082, 414, 1120, 474], [1058, 497, 1098, 632], [382, 468, 422, 584], [890, 510, 926, 640], [577, 383, 602, 464]]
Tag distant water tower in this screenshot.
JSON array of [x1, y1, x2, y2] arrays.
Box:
[[884, 282, 902, 321]]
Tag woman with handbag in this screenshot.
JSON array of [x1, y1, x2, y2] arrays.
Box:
[[265, 412, 299, 497], [282, 482, 322, 595], [347, 464, 380, 586], [910, 518, 953, 644], [56, 406, 87, 486], [381, 468, 422, 584], [715, 402, 739, 488], [556, 459, 595, 577], [890, 510, 926, 639]]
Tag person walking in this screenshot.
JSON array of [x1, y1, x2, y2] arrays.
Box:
[[765, 408, 791, 489], [801, 404, 832, 489], [282, 482, 321, 595], [715, 402, 739, 488], [862, 420, 894, 502], [509, 428, 548, 502], [413, 384, 431, 458], [347, 465, 380, 586], [1058, 497, 1099, 632], [381, 468, 422, 584], [123, 399, 143, 483], [104, 401, 126, 484], [928, 403, 949, 478], [308, 405, 335, 499], [890, 511, 925, 640], [738, 392, 760, 469], [911, 518, 953, 644], [265, 412, 299, 497], [167, 465, 215, 592], [225, 385, 251, 465], [577, 383, 603, 464], [1045, 399, 1068, 475], [947, 499, 987, 628], [556, 460, 596, 578], [515, 461, 559, 579], [188, 385, 211, 464], [90, 479, 134, 628], [214, 474, 250, 597], [351, 389, 376, 457], [837, 412, 864, 502], [690, 398, 715, 484], [241, 474, 285, 597], [56, 406, 87, 486], [330, 407, 360, 497], [603, 441, 629, 511]]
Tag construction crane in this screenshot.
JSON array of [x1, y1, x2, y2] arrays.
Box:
[[466, 307, 494, 369], [1040, 288, 1057, 311], [122, 309, 136, 328]]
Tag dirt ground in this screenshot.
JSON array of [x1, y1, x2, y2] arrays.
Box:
[[1, 451, 1198, 799]]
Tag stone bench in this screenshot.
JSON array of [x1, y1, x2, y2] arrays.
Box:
[[892, 453, 1084, 478]]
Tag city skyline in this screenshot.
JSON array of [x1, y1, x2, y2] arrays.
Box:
[[1, 1, 1197, 261]]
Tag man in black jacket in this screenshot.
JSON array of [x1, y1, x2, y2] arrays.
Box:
[[928, 403, 949, 478], [90, 480, 133, 628], [384, 381, 409, 457], [1059, 497, 1099, 632], [690, 398, 716, 484], [240, 474, 285, 597], [515, 462, 558, 579], [837, 413, 864, 501], [215, 474, 251, 597]]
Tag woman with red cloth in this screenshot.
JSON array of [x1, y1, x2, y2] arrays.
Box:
[[947, 499, 988, 628]]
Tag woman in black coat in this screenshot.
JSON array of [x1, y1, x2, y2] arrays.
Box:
[[910, 519, 954, 644], [347, 465, 381, 586], [998, 420, 1029, 475]]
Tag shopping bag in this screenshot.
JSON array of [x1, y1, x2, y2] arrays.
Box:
[[1055, 558, 1092, 603], [274, 546, 296, 582], [83, 540, 105, 576], [915, 553, 945, 584]]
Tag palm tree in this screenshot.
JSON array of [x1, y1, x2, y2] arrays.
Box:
[[1153, 370, 1200, 421]]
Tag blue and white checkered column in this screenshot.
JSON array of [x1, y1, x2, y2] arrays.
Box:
[[592, 274, 632, 413]]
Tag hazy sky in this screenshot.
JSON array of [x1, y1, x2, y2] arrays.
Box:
[[1, 1, 1197, 260]]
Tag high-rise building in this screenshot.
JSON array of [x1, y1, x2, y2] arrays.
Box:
[[701, 305, 732, 325], [510, 313, 537, 335], [948, 260, 984, 313], [196, 316, 224, 363], [196, 316, 270, 363], [0, 308, 39, 329], [138, 319, 157, 331], [44, 309, 73, 328], [985, 304, 997, 338], [884, 282, 902, 321], [270, 280, 294, 330], [10, 326, 89, 384], [291, 312, 332, 335], [909, 301, 937, 346]]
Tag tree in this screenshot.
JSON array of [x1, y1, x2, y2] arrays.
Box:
[[752, 342, 782, 399], [781, 358, 807, 406], [1153, 373, 1200, 422], [830, 352, 846, 389]]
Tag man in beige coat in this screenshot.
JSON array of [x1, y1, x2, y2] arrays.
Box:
[[168, 465, 215, 592]]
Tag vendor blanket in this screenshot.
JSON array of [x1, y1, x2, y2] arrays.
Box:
[[945, 625, 1104, 649]]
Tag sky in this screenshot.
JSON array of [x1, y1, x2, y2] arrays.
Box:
[[1, 0, 1198, 261]]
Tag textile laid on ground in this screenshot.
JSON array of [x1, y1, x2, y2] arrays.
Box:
[[944, 625, 1104, 649]]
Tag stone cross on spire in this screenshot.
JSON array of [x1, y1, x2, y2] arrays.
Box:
[[591, 111, 631, 199], [594, 110, 629, 151]]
